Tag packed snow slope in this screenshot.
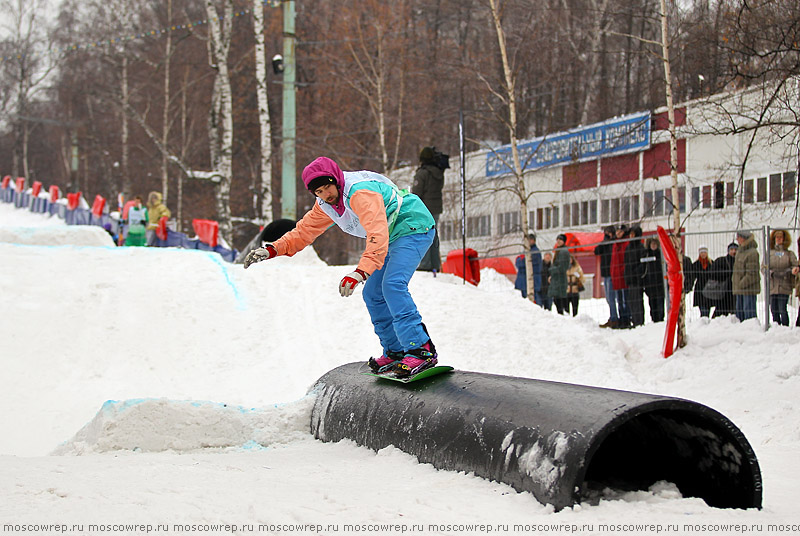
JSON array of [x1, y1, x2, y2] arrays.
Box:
[[0, 202, 798, 534]]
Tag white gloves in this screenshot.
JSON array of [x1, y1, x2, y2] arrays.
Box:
[[243, 244, 277, 269], [339, 269, 369, 297]]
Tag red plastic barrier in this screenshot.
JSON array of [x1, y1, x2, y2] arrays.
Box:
[[657, 226, 683, 358], [91, 195, 106, 217], [31, 181, 42, 197], [193, 219, 219, 248], [49, 185, 60, 203], [563, 232, 604, 252], [441, 248, 480, 286], [157, 216, 168, 241], [479, 256, 516, 275], [121, 199, 137, 220], [15, 177, 25, 192], [67, 192, 81, 210], [1, 176, 10, 189]]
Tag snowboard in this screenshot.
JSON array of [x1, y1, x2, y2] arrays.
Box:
[[360, 364, 454, 384]]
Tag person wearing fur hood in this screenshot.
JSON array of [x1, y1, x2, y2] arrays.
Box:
[[765, 229, 800, 326]]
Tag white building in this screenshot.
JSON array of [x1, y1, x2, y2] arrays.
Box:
[[426, 79, 799, 265]]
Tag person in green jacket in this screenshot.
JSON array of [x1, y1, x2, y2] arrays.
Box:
[[732, 230, 760, 321], [548, 234, 570, 315]]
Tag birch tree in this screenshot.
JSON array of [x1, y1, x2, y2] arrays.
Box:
[[251, 0, 273, 223], [486, 0, 537, 303], [160, 0, 173, 204], [205, 0, 235, 245], [659, 0, 687, 349]]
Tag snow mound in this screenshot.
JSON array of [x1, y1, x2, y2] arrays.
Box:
[[0, 225, 114, 247], [0, 202, 67, 227], [52, 396, 316, 455]]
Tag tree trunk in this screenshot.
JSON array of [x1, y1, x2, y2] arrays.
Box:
[[206, 0, 234, 246], [252, 0, 273, 223], [121, 55, 131, 197], [161, 0, 173, 204], [488, 0, 535, 303], [659, 0, 686, 349]]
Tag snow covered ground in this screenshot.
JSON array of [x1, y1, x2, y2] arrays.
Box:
[[0, 201, 798, 535]]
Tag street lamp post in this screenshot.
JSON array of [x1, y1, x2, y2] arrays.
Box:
[[281, 0, 296, 220]]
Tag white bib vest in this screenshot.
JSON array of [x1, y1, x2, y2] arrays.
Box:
[[317, 170, 404, 238]]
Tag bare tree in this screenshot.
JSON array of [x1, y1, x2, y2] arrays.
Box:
[[0, 0, 61, 180], [658, 0, 687, 349], [485, 0, 537, 302], [251, 0, 274, 223], [205, 0, 235, 245]]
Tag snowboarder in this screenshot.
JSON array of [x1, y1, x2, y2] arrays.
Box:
[[243, 156, 438, 378]]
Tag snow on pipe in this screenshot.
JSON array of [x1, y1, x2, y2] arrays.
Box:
[[310, 363, 762, 511]]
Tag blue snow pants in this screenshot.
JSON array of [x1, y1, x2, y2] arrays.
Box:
[[362, 229, 435, 353]]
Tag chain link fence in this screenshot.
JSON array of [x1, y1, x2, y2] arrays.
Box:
[[502, 225, 800, 330]]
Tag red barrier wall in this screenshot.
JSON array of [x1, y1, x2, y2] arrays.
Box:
[[192, 219, 219, 248]]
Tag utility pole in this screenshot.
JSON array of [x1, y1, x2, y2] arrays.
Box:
[[281, 0, 296, 220]]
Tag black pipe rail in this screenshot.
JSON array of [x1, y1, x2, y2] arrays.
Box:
[[310, 363, 762, 511]]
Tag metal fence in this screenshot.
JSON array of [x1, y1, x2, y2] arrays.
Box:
[[507, 226, 800, 331]]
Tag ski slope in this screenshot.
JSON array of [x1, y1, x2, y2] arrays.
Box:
[[0, 202, 798, 535]]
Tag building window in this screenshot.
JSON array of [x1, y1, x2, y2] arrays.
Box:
[[572, 202, 580, 226], [644, 191, 654, 216], [744, 179, 754, 203], [467, 215, 491, 237], [702, 185, 711, 208], [631, 195, 640, 220], [770, 174, 782, 203], [664, 190, 672, 214], [679, 187, 686, 212], [714, 181, 725, 209], [757, 177, 767, 202], [601, 199, 609, 223], [654, 190, 664, 216], [552, 206, 559, 228], [544, 207, 551, 229], [563, 204, 571, 227], [726, 182, 735, 206], [499, 211, 520, 235], [691, 186, 700, 209], [536, 208, 543, 230], [621, 196, 631, 222], [611, 198, 620, 222], [784, 172, 797, 202]]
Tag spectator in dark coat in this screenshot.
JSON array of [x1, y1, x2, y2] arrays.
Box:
[[595, 225, 618, 328], [642, 237, 665, 322], [413, 147, 445, 272], [691, 245, 715, 317], [610, 224, 631, 328], [623, 226, 646, 327], [540, 253, 553, 310], [709, 242, 738, 317], [514, 232, 543, 301], [548, 234, 570, 315]]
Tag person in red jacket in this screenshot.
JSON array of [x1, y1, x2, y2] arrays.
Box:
[[609, 224, 632, 328]]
